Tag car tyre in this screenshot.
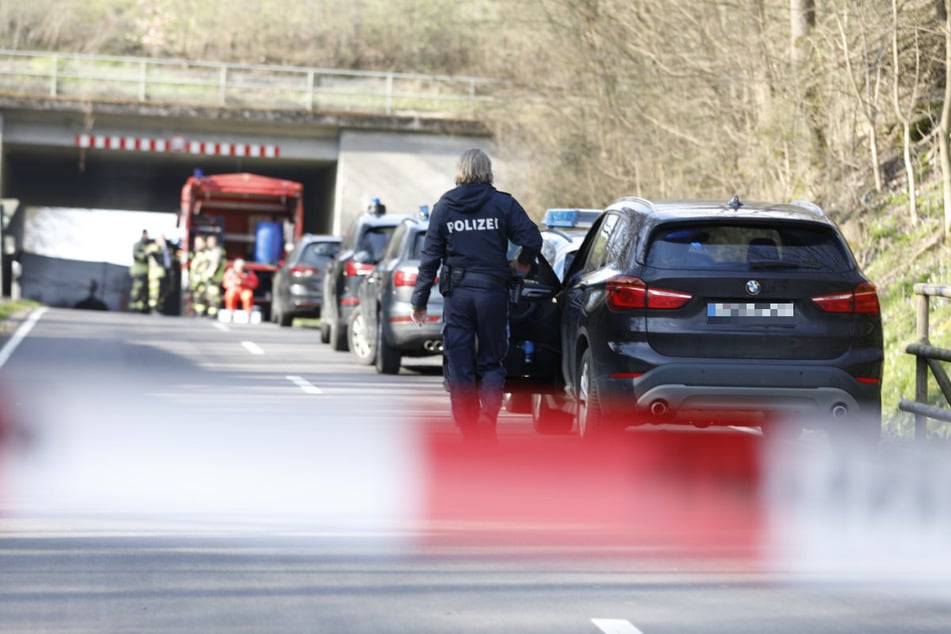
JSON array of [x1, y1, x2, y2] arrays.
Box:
[[577, 349, 610, 441], [348, 307, 376, 365], [532, 393, 573, 435], [330, 314, 349, 351], [319, 320, 331, 343], [375, 318, 402, 374]]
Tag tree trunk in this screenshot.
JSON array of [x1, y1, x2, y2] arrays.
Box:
[[790, 0, 825, 187], [892, 0, 920, 226], [941, 0, 951, 236]]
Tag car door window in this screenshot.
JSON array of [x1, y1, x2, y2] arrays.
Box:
[[582, 213, 620, 274]]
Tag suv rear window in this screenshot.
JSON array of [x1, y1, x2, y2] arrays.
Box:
[[299, 241, 339, 265], [645, 223, 853, 273], [358, 227, 396, 261], [409, 231, 427, 259]]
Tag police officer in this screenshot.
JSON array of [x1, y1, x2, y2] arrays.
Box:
[[411, 148, 542, 442]]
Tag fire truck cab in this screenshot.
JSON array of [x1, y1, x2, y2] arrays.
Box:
[[179, 172, 304, 318]]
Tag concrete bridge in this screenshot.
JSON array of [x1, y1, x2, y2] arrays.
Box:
[[0, 50, 498, 307]]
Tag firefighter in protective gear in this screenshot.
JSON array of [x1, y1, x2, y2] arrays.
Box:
[[410, 148, 542, 443], [223, 258, 259, 312], [128, 229, 151, 313], [188, 235, 209, 316], [203, 234, 227, 317], [146, 234, 171, 313]]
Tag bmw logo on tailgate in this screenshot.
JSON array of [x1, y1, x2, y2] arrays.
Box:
[[745, 280, 761, 296]]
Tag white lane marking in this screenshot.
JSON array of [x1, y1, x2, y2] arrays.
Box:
[[241, 340, 264, 355], [214, 322, 230, 332], [591, 619, 644, 634], [0, 307, 48, 369], [286, 375, 323, 394]]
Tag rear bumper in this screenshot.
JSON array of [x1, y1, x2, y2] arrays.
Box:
[[287, 286, 321, 312], [385, 319, 443, 354], [597, 361, 881, 425]]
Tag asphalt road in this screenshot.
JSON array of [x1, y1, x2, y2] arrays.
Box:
[[0, 308, 950, 633]]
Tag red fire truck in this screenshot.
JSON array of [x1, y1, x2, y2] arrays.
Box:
[[179, 172, 304, 318]]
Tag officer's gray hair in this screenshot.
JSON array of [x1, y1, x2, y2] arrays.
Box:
[[455, 148, 493, 185]]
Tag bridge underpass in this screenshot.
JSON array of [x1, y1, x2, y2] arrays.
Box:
[[0, 83, 490, 308], [4, 143, 337, 233]]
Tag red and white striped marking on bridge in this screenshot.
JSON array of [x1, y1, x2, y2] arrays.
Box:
[[75, 134, 280, 157]]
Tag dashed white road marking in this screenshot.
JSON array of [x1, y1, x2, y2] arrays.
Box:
[[591, 619, 644, 634], [286, 375, 323, 394], [213, 322, 230, 332], [0, 307, 48, 369], [241, 340, 264, 355]]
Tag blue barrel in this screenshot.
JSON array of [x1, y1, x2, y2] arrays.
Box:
[[255, 221, 283, 264]]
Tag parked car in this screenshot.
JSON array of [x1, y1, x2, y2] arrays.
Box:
[[270, 234, 341, 327], [533, 196, 883, 444], [538, 207, 602, 282], [503, 208, 601, 414], [347, 215, 445, 374], [321, 205, 408, 350]]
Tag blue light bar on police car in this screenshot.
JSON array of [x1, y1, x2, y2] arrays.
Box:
[[542, 208, 603, 228]]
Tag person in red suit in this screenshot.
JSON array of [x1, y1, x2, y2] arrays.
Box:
[[223, 258, 259, 312]]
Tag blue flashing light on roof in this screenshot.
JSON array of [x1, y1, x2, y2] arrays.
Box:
[[419, 204, 430, 219], [542, 208, 603, 229]]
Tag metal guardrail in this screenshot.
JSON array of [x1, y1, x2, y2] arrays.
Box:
[[898, 283, 951, 440], [0, 49, 498, 117]]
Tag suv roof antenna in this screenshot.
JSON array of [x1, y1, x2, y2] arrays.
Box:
[[728, 195, 742, 210]]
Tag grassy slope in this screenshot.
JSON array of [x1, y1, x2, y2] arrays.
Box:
[[860, 183, 951, 441]]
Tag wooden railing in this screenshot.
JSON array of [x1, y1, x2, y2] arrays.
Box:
[[898, 283, 951, 441], [0, 49, 500, 117]]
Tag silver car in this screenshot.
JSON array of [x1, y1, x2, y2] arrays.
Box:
[[270, 234, 341, 327], [347, 215, 444, 374]]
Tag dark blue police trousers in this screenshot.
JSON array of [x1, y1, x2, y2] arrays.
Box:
[[441, 283, 509, 433]]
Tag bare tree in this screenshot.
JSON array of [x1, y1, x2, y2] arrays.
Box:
[[940, 0, 951, 236], [834, 4, 886, 193], [892, 0, 923, 225]]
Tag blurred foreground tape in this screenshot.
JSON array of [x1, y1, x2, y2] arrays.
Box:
[[420, 418, 764, 556]]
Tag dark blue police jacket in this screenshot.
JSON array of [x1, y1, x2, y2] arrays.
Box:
[[412, 182, 542, 309]]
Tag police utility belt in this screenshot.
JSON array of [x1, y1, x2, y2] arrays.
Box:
[[439, 265, 522, 305]]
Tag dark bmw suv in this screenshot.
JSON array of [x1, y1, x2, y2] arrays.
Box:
[[535, 196, 883, 444], [347, 214, 445, 374], [270, 234, 341, 327], [321, 204, 408, 350]]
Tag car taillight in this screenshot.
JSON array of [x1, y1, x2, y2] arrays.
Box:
[[393, 268, 418, 287], [290, 265, 317, 278], [605, 276, 692, 311], [812, 282, 880, 314], [344, 260, 375, 277]]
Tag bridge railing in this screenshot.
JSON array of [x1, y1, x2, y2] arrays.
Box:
[[898, 283, 951, 441], [0, 49, 499, 117]]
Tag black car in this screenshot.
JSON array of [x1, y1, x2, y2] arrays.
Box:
[[502, 208, 602, 414], [532, 196, 883, 444], [321, 206, 408, 350], [270, 234, 341, 327], [347, 215, 445, 374]]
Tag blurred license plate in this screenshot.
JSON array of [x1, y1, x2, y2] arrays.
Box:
[[707, 302, 794, 318]]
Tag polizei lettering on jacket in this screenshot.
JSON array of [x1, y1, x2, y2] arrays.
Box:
[[446, 217, 500, 233]]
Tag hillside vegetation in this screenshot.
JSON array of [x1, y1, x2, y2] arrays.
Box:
[[3, 0, 951, 439]]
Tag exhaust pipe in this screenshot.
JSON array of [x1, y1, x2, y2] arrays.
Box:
[[649, 399, 668, 417], [423, 340, 443, 352], [831, 403, 848, 418]]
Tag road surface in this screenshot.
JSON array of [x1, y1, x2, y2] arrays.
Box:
[[0, 308, 949, 633]]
